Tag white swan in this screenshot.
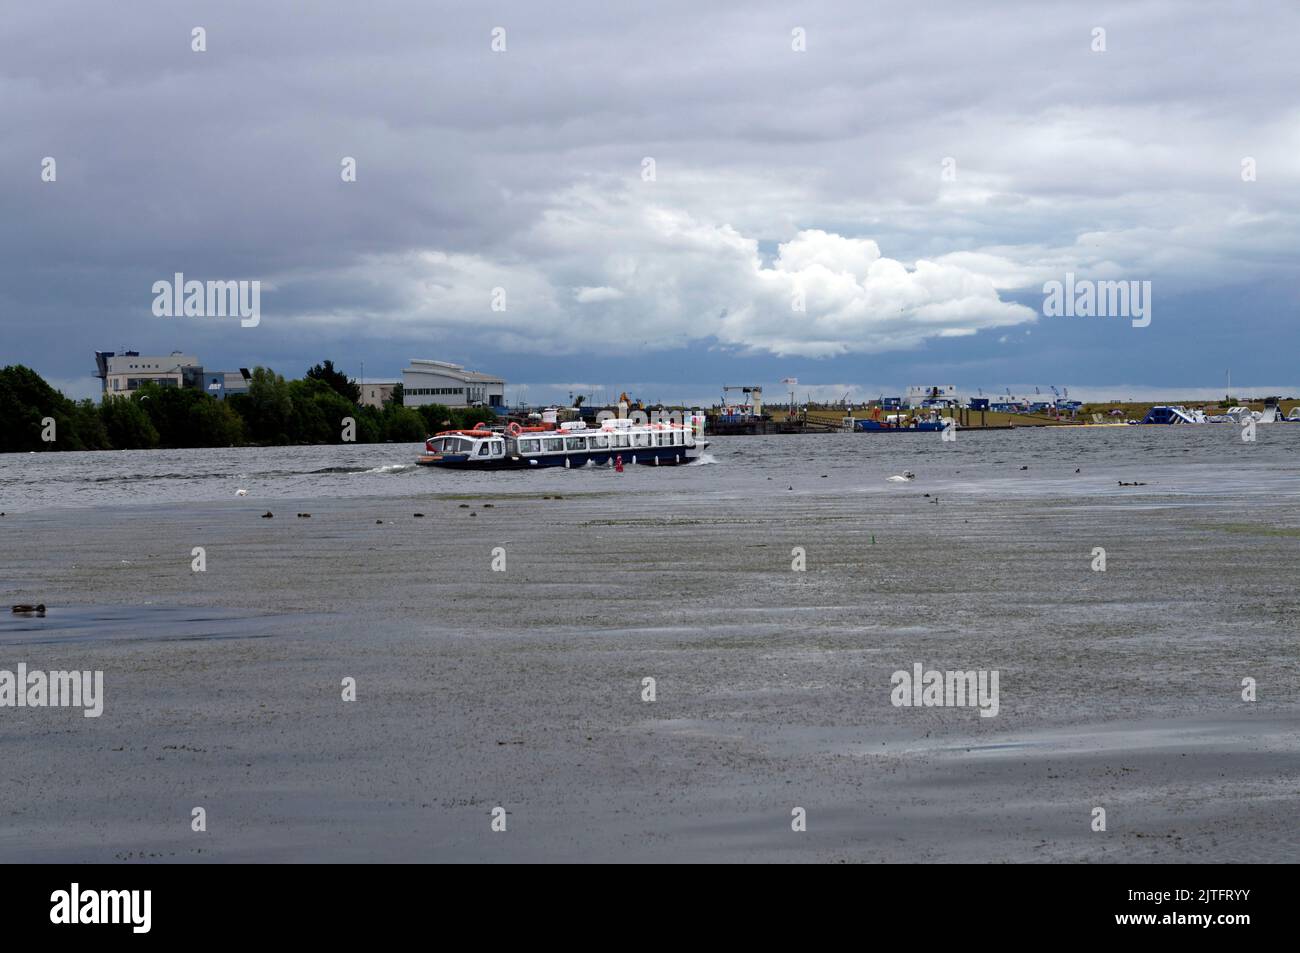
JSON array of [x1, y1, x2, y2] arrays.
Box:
[[235, 488, 248, 497], [886, 471, 915, 482]]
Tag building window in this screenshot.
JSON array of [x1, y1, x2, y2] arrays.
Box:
[[406, 386, 468, 397]]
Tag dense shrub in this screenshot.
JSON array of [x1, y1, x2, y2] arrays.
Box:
[[0, 362, 497, 452]]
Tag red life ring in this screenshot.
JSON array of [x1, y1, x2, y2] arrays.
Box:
[[507, 422, 522, 436]]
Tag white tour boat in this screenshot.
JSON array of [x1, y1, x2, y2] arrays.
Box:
[[417, 414, 708, 470]]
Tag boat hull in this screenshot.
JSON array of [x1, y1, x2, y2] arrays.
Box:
[[854, 420, 947, 432]]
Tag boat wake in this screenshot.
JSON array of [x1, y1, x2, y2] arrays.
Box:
[[305, 463, 416, 475], [686, 453, 717, 466]]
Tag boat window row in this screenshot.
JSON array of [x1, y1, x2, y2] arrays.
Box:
[[516, 430, 690, 455], [429, 436, 501, 454]]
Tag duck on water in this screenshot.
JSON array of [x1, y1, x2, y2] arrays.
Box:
[[417, 415, 709, 470]]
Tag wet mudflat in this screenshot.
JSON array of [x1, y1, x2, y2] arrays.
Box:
[[1, 427, 1297, 861]]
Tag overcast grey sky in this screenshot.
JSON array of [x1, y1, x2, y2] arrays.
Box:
[[3, 0, 1299, 403]]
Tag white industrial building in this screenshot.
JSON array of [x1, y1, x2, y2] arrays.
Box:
[[95, 351, 201, 398], [94, 351, 249, 400], [402, 360, 505, 409], [905, 384, 961, 408], [359, 380, 400, 409]]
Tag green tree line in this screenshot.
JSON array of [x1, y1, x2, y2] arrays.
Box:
[[0, 362, 496, 453]]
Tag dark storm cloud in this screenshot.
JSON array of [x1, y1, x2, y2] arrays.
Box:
[[3, 0, 1299, 399]]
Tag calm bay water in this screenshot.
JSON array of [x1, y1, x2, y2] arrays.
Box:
[[1, 425, 1298, 512]]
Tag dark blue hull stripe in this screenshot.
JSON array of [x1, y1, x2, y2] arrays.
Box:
[[418, 447, 701, 470]]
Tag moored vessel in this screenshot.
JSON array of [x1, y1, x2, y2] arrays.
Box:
[[845, 408, 953, 432]]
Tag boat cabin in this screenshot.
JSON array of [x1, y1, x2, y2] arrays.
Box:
[[418, 417, 705, 469]]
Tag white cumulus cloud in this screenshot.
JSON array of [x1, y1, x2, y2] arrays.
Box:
[[285, 187, 1036, 358], [573, 286, 625, 303]]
